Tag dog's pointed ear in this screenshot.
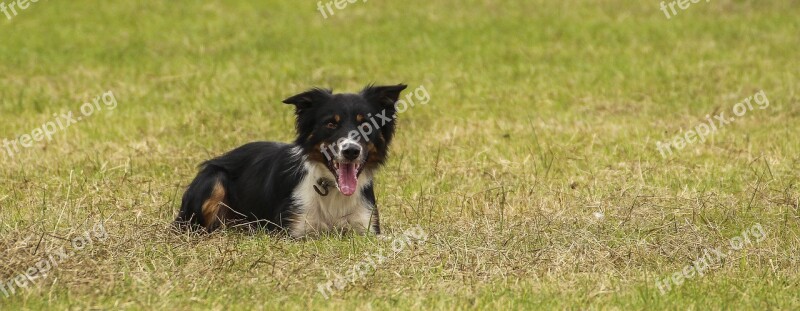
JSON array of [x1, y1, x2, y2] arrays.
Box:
[[361, 84, 408, 108], [283, 88, 332, 111]]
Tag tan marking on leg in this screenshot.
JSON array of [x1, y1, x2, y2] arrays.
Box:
[[202, 182, 227, 230]]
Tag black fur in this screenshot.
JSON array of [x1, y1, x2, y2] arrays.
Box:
[[174, 84, 407, 236]]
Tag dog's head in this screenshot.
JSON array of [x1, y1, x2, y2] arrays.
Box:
[[283, 84, 407, 196]]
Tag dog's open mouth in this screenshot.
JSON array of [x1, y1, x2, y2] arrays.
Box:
[[329, 161, 362, 196]]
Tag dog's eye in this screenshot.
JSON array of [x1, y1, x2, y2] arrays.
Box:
[[326, 122, 338, 129], [360, 123, 371, 131]]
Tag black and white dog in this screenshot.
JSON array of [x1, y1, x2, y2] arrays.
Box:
[[174, 84, 407, 238]]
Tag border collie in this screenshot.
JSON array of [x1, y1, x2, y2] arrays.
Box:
[[174, 84, 408, 238]]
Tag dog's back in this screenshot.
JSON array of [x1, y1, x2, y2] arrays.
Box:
[[174, 142, 304, 231]]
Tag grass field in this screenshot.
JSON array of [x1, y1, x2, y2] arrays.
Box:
[[1, 0, 799, 309]]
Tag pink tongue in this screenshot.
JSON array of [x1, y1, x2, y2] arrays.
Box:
[[337, 163, 358, 196]]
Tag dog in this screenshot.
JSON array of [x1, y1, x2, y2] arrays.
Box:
[[174, 84, 408, 238]]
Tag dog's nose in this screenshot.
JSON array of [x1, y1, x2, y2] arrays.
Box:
[[341, 145, 361, 161]]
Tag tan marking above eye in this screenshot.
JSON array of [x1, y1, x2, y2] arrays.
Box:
[[356, 114, 365, 122], [334, 115, 341, 122]]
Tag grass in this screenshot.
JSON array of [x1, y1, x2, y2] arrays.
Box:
[[1, 0, 799, 309]]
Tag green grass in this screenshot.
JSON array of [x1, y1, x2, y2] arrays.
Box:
[[1, 0, 799, 309]]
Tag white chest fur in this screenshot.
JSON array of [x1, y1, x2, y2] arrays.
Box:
[[289, 162, 375, 238]]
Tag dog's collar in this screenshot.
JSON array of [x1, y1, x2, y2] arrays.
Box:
[[313, 178, 335, 196]]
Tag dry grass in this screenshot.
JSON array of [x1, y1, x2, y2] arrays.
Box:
[[1, 0, 799, 309]]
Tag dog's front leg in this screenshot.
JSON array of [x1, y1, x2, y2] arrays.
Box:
[[369, 207, 381, 235]]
